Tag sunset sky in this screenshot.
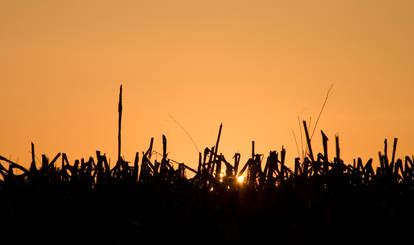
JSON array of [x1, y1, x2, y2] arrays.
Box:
[[1, 0, 414, 170]]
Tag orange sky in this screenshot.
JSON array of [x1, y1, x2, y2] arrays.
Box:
[[1, 0, 414, 170]]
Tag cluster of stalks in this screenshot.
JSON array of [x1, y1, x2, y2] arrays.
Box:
[[1, 122, 413, 244], [1, 86, 412, 243]]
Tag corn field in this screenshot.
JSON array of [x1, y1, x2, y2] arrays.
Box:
[[1, 87, 412, 244], [1, 127, 413, 244]]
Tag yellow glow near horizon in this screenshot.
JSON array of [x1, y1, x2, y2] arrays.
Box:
[[237, 175, 245, 184], [219, 172, 225, 182]]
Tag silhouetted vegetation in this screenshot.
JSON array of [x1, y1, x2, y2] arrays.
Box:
[[1, 125, 413, 244], [1, 87, 412, 244]]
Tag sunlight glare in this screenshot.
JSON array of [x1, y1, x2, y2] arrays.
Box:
[[219, 172, 225, 182]]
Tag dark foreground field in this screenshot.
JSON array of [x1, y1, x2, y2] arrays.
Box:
[[1, 135, 413, 244]]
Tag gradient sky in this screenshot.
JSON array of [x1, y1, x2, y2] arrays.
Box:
[[1, 0, 414, 170]]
